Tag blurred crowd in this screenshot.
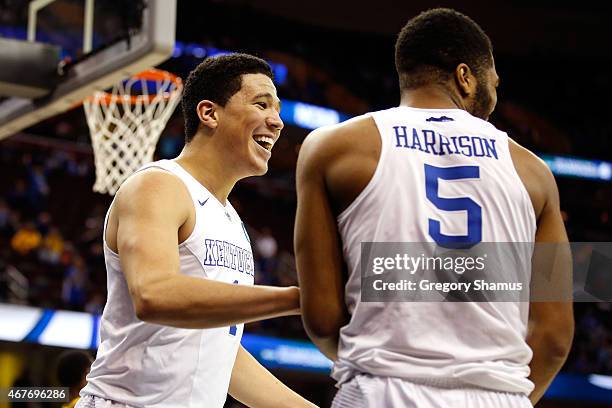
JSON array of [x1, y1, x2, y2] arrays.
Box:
[[0, 143, 106, 313]]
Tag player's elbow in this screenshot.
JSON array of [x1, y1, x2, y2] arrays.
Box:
[[302, 310, 344, 341], [532, 316, 574, 360], [304, 320, 337, 341], [131, 285, 164, 322], [132, 292, 155, 322], [541, 328, 574, 364], [529, 302, 574, 359], [302, 313, 344, 361], [301, 295, 348, 339], [550, 322, 574, 359]]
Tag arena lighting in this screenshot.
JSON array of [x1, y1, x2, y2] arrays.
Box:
[[545, 372, 612, 403], [280, 100, 352, 130], [172, 42, 289, 85], [540, 154, 612, 182], [589, 374, 612, 390], [241, 333, 332, 373]]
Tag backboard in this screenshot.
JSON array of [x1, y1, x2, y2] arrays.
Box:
[[0, 0, 177, 140]]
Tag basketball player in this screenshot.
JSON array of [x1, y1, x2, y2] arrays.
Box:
[[295, 8, 574, 407], [78, 54, 316, 407]]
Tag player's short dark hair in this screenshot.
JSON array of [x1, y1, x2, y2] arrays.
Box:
[[56, 350, 92, 388], [395, 8, 493, 90], [181, 53, 274, 142]]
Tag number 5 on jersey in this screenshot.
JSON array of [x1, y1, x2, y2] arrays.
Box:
[[425, 164, 482, 249]]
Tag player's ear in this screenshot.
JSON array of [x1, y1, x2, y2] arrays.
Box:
[[196, 100, 219, 129], [454, 63, 476, 97]]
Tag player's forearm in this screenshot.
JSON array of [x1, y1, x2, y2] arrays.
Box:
[[229, 346, 318, 408], [527, 328, 573, 405], [133, 275, 299, 328]]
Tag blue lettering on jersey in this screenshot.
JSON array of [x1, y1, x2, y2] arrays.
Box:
[[392, 126, 498, 159], [423, 130, 438, 155], [450, 136, 461, 155], [203, 239, 254, 277], [216, 239, 225, 266], [204, 240, 216, 264], [229, 244, 237, 270], [439, 134, 453, 155], [411, 128, 425, 152], [223, 241, 231, 268], [458, 136, 472, 156], [483, 138, 498, 159], [237, 248, 244, 272], [240, 250, 245, 271], [472, 136, 486, 157], [394, 126, 410, 147]]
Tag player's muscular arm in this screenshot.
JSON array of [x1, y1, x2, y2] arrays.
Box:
[[229, 345, 318, 408], [115, 170, 299, 329], [510, 141, 574, 406], [295, 127, 351, 361]]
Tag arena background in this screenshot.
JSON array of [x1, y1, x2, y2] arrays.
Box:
[[0, 0, 610, 407]]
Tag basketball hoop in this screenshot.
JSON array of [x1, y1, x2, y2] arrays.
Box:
[[83, 69, 183, 195]]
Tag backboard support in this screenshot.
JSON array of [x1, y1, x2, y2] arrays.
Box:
[[0, 0, 177, 140], [0, 37, 61, 98]]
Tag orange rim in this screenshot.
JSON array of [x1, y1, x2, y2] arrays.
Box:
[[85, 69, 183, 105]]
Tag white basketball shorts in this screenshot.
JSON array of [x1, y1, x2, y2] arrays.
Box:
[[75, 395, 134, 408], [332, 375, 533, 408]]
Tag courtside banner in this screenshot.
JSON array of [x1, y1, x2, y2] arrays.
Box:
[[360, 242, 611, 302]]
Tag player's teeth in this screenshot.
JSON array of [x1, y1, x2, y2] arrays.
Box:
[[254, 136, 274, 146]]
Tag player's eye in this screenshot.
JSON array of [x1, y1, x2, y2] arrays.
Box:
[[256, 102, 267, 109]]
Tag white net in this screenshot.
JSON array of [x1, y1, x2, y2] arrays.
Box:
[[83, 69, 183, 195]]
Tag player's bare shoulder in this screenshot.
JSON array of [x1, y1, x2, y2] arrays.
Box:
[[508, 138, 557, 220], [106, 168, 193, 251], [116, 168, 191, 214], [299, 114, 379, 163], [297, 114, 381, 214]]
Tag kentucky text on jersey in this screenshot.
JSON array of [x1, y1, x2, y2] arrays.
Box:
[[204, 239, 255, 276], [393, 126, 498, 159]]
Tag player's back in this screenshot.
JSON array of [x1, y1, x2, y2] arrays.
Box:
[[334, 106, 536, 395]]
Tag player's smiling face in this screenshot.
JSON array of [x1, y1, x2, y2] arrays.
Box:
[[217, 73, 283, 177]]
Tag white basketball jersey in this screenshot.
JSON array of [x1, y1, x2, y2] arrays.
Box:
[[82, 159, 255, 407], [334, 107, 537, 395]]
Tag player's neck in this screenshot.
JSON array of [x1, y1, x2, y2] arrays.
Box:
[[174, 143, 237, 205], [399, 84, 468, 111]]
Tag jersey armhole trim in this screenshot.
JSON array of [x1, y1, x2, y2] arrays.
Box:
[[102, 196, 119, 257], [337, 113, 388, 225], [504, 134, 537, 235]]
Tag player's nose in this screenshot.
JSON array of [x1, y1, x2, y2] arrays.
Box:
[[266, 111, 284, 132]]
